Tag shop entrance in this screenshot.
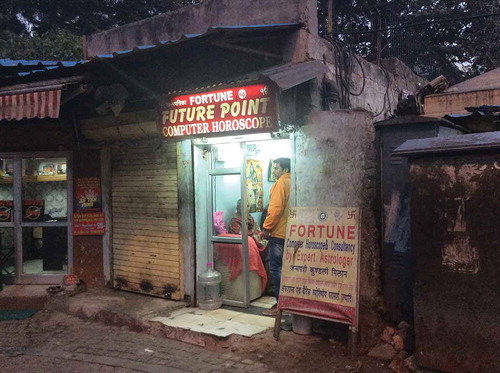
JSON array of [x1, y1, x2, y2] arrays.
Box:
[[193, 135, 291, 308], [0, 153, 72, 285]]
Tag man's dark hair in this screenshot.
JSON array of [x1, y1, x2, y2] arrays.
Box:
[[274, 158, 291, 172]]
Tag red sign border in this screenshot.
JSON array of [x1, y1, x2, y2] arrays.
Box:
[[157, 80, 280, 140]]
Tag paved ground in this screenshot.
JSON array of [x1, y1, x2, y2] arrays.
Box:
[[0, 310, 272, 373]]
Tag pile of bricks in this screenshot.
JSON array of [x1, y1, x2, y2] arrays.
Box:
[[367, 321, 418, 373]]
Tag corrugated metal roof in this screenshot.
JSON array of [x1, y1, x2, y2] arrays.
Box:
[[394, 132, 500, 156], [90, 23, 300, 60], [443, 68, 500, 93], [0, 23, 301, 80], [259, 60, 328, 91], [0, 76, 85, 95], [0, 59, 85, 68]]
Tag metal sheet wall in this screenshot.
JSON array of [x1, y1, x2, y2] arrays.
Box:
[[410, 153, 500, 372], [111, 139, 182, 299]]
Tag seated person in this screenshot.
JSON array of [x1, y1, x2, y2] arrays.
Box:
[[229, 199, 268, 250]]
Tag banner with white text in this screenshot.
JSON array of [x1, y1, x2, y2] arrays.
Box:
[[278, 206, 361, 326], [158, 83, 277, 139]]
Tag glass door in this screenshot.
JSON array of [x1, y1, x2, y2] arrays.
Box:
[[0, 153, 72, 284], [208, 142, 251, 307]]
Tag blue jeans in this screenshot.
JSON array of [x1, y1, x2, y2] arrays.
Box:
[[268, 237, 284, 301]]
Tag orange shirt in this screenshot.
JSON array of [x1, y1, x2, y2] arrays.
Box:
[[263, 173, 290, 239]]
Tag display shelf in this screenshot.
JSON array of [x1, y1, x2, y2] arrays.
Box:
[[0, 175, 67, 184], [0, 177, 13, 185]]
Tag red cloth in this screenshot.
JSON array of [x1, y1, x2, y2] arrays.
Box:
[[214, 233, 267, 292]]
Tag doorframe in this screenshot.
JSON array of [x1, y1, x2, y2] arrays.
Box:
[[0, 151, 73, 284]]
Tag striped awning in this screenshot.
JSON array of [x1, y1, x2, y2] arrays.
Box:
[[0, 90, 61, 121]]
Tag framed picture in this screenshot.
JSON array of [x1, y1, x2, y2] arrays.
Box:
[[268, 159, 277, 182]]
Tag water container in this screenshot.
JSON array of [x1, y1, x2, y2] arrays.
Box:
[[197, 262, 223, 310]]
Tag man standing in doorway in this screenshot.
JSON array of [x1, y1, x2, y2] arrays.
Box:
[[261, 158, 291, 316]]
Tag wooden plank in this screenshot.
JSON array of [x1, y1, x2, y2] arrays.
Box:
[[112, 158, 177, 167], [424, 89, 500, 117], [112, 179, 178, 187], [113, 234, 179, 249], [111, 171, 177, 179], [113, 196, 178, 205], [113, 174, 178, 182], [112, 190, 177, 197], [112, 172, 178, 181], [113, 147, 176, 156], [112, 208, 179, 218], [113, 243, 180, 257], [114, 221, 179, 233], [112, 202, 178, 210], [113, 227, 179, 239], [113, 220, 178, 233], [112, 143, 176, 153], [113, 268, 180, 282], [114, 258, 180, 273], [112, 160, 177, 171], [113, 216, 178, 227], [113, 254, 179, 267], [112, 280, 182, 299], [111, 186, 177, 193], [114, 234, 178, 245], [114, 250, 179, 262], [113, 235, 179, 247]]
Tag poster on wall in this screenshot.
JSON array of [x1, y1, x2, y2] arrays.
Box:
[[0, 200, 13, 222], [246, 159, 263, 213], [278, 206, 361, 327], [22, 200, 44, 221], [73, 212, 105, 236], [75, 177, 102, 211], [158, 83, 278, 139]]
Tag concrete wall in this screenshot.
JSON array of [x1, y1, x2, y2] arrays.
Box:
[[292, 32, 426, 121], [85, 0, 317, 57], [293, 109, 383, 346]]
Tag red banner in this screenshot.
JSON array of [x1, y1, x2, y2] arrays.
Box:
[[73, 212, 105, 236], [75, 177, 102, 212], [158, 83, 278, 139]]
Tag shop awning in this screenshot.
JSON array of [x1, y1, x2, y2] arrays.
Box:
[[259, 60, 328, 91], [0, 90, 60, 121], [0, 76, 84, 121]]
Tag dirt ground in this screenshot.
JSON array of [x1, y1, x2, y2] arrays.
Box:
[[215, 322, 392, 373]]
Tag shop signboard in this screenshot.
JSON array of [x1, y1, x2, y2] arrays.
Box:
[[73, 212, 105, 236], [75, 177, 102, 212], [158, 83, 278, 139], [22, 200, 44, 221], [278, 206, 361, 327], [0, 200, 13, 222]]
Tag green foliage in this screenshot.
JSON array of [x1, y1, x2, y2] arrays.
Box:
[[0, 29, 83, 61], [319, 0, 500, 82], [0, 0, 199, 61], [3, 0, 199, 36]]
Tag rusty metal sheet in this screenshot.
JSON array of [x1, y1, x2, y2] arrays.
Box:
[[410, 153, 500, 372]]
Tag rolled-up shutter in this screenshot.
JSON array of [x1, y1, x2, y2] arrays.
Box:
[[111, 139, 182, 299]]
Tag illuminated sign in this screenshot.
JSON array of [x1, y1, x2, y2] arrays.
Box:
[[158, 83, 278, 138]]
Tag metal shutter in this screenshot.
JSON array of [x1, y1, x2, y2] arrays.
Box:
[[111, 139, 182, 299]]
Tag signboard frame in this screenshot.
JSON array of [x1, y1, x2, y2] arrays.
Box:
[[158, 81, 279, 139], [276, 206, 361, 334]]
